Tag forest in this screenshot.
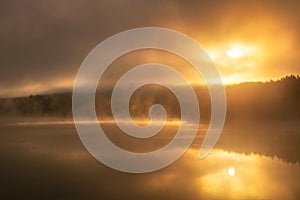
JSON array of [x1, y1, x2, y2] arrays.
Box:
[[0, 75, 299, 121]]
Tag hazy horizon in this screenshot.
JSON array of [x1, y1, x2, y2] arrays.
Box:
[[0, 74, 298, 98]]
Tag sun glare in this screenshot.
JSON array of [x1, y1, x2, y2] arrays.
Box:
[[227, 166, 236, 176], [226, 47, 244, 58]]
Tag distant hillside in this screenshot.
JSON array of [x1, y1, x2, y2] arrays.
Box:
[[226, 75, 300, 120], [0, 75, 299, 120]]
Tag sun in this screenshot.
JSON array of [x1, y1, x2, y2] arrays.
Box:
[[227, 166, 236, 176], [226, 47, 244, 58]]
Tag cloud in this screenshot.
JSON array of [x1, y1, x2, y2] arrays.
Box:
[[0, 0, 299, 97]]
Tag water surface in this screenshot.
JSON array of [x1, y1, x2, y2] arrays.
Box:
[[0, 122, 299, 200]]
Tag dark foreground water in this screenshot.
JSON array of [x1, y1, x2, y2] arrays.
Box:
[[0, 121, 299, 200]]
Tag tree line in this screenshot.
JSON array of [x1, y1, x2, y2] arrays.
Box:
[[0, 75, 299, 120]]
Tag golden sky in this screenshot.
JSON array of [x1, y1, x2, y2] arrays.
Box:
[[0, 0, 299, 97]]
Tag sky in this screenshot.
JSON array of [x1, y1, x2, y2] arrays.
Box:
[[0, 0, 300, 97]]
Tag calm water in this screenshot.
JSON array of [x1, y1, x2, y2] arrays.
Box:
[[0, 122, 299, 200]]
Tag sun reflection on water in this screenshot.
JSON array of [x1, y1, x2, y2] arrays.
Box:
[[191, 149, 298, 199], [227, 166, 235, 176]]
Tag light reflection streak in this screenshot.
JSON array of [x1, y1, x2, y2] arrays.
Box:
[[7, 119, 185, 126]]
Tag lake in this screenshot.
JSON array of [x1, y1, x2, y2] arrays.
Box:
[[0, 121, 299, 200]]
